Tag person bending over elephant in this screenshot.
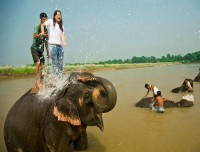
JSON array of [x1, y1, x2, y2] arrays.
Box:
[[4, 72, 117, 152], [194, 68, 200, 82], [142, 83, 160, 101], [182, 79, 193, 93], [171, 78, 193, 93]]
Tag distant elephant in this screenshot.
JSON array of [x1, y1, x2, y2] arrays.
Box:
[[194, 70, 200, 82], [171, 78, 193, 93], [4, 72, 117, 152], [135, 97, 193, 108]]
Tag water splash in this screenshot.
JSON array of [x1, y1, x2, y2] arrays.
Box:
[[36, 72, 71, 101]]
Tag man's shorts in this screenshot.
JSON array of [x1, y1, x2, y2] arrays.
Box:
[[31, 47, 45, 64], [152, 106, 165, 113]]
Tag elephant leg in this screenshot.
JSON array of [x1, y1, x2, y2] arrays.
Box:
[[73, 129, 88, 151], [44, 126, 71, 152]]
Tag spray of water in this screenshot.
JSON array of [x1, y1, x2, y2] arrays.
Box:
[[36, 62, 72, 101]]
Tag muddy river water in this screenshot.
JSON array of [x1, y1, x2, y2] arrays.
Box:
[[0, 64, 200, 152]]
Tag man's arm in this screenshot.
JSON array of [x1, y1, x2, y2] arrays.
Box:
[[142, 89, 150, 99], [151, 85, 155, 101], [186, 81, 193, 92], [33, 33, 47, 39]]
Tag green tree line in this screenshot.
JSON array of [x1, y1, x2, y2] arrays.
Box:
[[99, 51, 200, 64]]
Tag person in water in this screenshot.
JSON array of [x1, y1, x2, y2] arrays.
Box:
[[152, 91, 165, 113], [31, 12, 49, 89], [184, 79, 193, 93], [41, 10, 67, 78], [142, 83, 160, 101]]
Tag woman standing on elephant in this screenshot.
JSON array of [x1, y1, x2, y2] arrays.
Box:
[[41, 10, 67, 78]]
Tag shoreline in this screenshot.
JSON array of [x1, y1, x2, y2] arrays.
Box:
[[0, 62, 180, 80]]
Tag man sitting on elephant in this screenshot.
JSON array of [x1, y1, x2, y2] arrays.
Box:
[[151, 91, 165, 113], [171, 78, 193, 93], [180, 79, 193, 93], [194, 68, 200, 82]]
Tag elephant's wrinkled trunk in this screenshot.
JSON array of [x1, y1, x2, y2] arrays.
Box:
[[92, 77, 117, 113]]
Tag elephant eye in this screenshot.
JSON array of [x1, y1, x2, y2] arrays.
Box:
[[83, 92, 91, 101], [83, 92, 93, 105]]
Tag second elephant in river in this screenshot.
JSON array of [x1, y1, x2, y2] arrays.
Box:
[[171, 78, 193, 93], [194, 68, 200, 82], [135, 97, 193, 108], [4, 72, 117, 152]]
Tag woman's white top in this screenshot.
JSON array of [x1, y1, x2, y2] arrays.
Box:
[[45, 19, 64, 45]]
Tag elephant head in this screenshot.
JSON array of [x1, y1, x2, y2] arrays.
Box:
[[53, 72, 117, 130]]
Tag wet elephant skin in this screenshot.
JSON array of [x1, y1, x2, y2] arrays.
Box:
[[3, 72, 117, 152]]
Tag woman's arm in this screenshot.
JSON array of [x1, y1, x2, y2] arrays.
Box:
[[61, 32, 67, 47], [41, 23, 46, 34]]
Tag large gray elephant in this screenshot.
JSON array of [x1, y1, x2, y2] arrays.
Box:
[[135, 97, 193, 108], [171, 78, 193, 93], [4, 72, 117, 152]]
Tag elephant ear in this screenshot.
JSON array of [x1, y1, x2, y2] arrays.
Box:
[[53, 98, 81, 126]]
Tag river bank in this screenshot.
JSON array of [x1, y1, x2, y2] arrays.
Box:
[[0, 62, 180, 80]]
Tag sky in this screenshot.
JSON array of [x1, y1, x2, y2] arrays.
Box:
[[0, 0, 200, 66]]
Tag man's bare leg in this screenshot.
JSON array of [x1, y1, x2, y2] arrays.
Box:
[[35, 61, 43, 89]]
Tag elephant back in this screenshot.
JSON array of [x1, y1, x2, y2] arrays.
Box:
[[175, 99, 194, 107], [135, 97, 153, 108]]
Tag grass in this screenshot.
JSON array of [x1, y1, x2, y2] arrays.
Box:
[[0, 62, 180, 80]]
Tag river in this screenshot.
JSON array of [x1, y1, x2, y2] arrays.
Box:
[[0, 64, 200, 152]]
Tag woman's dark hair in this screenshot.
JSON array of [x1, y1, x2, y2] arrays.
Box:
[[53, 10, 63, 32]]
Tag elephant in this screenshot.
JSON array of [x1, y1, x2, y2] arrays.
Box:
[[135, 97, 193, 108], [194, 70, 200, 82], [171, 78, 193, 93], [3, 72, 117, 152]]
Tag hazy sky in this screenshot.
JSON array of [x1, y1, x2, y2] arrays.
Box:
[[0, 0, 200, 66]]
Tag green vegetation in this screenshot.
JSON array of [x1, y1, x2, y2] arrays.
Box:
[[99, 51, 200, 64], [64, 63, 174, 72], [0, 66, 35, 75], [0, 51, 199, 79]]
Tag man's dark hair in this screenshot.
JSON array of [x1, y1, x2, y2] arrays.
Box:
[[145, 83, 149, 88], [157, 91, 162, 96], [40, 12, 47, 19]]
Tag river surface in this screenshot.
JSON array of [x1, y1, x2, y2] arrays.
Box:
[[0, 64, 200, 152]]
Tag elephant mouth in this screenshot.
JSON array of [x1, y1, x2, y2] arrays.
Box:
[[83, 113, 104, 131], [95, 113, 104, 131]]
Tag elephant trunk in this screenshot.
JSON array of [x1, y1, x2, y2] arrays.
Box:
[[92, 77, 117, 113]]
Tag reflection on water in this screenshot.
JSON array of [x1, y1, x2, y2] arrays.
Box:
[[0, 64, 200, 152]]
